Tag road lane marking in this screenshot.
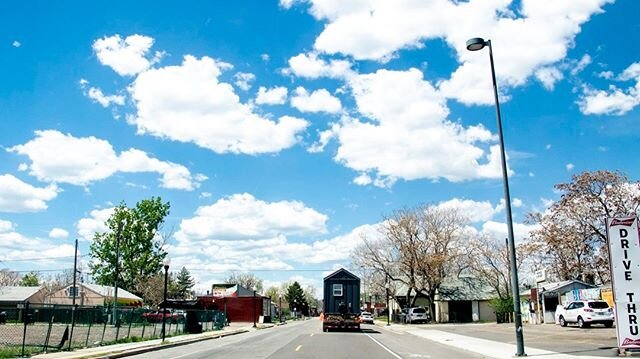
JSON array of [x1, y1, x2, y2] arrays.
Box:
[[365, 333, 402, 359], [295, 345, 302, 352]]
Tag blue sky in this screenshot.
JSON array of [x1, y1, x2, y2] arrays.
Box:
[[1, 0, 639, 295]]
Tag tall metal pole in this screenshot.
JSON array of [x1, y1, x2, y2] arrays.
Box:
[[279, 295, 282, 323], [113, 222, 122, 326], [162, 264, 169, 342], [486, 40, 525, 356], [68, 238, 78, 350]]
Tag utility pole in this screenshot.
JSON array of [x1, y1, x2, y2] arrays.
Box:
[[68, 239, 78, 350], [113, 221, 123, 326]]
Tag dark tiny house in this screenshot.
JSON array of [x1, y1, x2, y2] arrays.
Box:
[[323, 268, 360, 314]]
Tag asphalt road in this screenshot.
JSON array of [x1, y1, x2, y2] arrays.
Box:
[[127, 319, 486, 359]]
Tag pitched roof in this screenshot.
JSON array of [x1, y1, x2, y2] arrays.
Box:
[[324, 268, 359, 281], [0, 286, 44, 302], [538, 279, 596, 294], [82, 283, 142, 300]]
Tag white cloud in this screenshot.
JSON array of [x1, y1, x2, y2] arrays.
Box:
[[12, 40, 21, 48], [0, 174, 58, 213], [84, 86, 126, 107], [0, 219, 14, 232], [290, 87, 342, 113], [0, 225, 75, 265], [512, 198, 523, 208], [286, 0, 613, 105], [570, 54, 592, 76], [176, 193, 328, 241], [128, 55, 309, 154], [261, 54, 270, 62], [545, 144, 552, 150], [579, 62, 640, 116], [535, 66, 564, 90], [285, 52, 353, 79], [200, 192, 212, 198], [8, 130, 203, 190], [76, 208, 114, 241], [49, 228, 69, 239], [255, 86, 288, 105], [481, 220, 538, 244], [598, 71, 614, 80], [233, 72, 256, 91], [171, 194, 379, 270], [92, 34, 162, 76], [434, 198, 502, 223], [316, 68, 504, 186], [566, 163, 575, 171]]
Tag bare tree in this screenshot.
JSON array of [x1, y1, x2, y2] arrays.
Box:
[[353, 205, 471, 316], [526, 170, 640, 284], [0, 269, 20, 286], [224, 272, 263, 293]]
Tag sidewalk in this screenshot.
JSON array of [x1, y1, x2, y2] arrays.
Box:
[[32, 323, 278, 359], [375, 321, 621, 359]]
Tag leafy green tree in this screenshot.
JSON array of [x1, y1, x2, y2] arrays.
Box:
[[265, 286, 280, 301], [20, 272, 40, 286], [285, 281, 307, 312], [89, 197, 170, 296], [175, 267, 195, 299]]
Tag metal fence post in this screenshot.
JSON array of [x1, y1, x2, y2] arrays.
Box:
[[68, 304, 77, 351], [85, 319, 92, 348], [21, 301, 29, 357], [127, 308, 133, 339], [100, 317, 107, 344], [141, 319, 146, 339], [114, 307, 120, 342]]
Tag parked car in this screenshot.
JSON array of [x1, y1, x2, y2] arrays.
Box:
[[557, 300, 614, 328], [359, 311, 374, 324], [142, 309, 185, 323], [405, 307, 430, 324]]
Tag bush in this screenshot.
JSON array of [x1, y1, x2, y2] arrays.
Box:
[[489, 297, 513, 323]]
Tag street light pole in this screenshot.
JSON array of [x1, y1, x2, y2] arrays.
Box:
[[162, 258, 170, 342], [385, 282, 390, 326], [279, 294, 282, 323], [467, 37, 525, 357], [253, 290, 257, 328]]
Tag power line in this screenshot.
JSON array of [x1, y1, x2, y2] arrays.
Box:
[[0, 254, 89, 263]]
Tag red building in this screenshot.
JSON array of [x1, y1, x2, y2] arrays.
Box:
[[197, 283, 273, 323]]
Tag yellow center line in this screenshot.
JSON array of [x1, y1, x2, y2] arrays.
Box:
[[295, 345, 302, 352]]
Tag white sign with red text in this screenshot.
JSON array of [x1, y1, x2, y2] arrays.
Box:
[[606, 216, 640, 349]]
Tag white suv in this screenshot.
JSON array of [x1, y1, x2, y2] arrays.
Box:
[[557, 300, 614, 328], [404, 307, 430, 324]]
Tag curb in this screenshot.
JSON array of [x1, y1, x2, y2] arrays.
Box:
[[94, 329, 249, 359]]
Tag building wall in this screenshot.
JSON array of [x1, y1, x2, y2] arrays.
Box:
[[478, 300, 494, 322]]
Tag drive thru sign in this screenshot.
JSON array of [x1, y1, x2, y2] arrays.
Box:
[[606, 216, 640, 349]]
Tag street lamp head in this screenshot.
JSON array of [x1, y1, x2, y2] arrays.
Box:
[[163, 257, 171, 270], [466, 37, 487, 51]]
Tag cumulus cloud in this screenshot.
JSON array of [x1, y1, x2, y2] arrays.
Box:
[[284, 52, 353, 79], [566, 163, 575, 171], [170, 193, 377, 270], [80, 80, 126, 107], [480, 220, 538, 244], [313, 68, 503, 186], [255, 86, 288, 105], [290, 87, 342, 113], [578, 61, 640, 116], [284, 0, 613, 105], [49, 228, 69, 239], [0, 174, 59, 213], [128, 55, 309, 154], [8, 130, 204, 190], [0, 224, 75, 265], [0, 219, 14, 232], [12, 40, 21, 48], [433, 198, 502, 223], [233, 72, 256, 91], [76, 208, 114, 241], [92, 34, 162, 76]]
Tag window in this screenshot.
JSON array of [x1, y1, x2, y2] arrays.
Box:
[[67, 286, 78, 297], [588, 301, 609, 309], [333, 284, 343, 297]]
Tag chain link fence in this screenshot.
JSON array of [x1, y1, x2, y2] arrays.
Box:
[[0, 302, 227, 358]]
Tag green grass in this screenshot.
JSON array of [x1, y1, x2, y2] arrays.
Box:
[[0, 345, 42, 358]]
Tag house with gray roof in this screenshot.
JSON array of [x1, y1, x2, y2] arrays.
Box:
[[0, 286, 47, 306]]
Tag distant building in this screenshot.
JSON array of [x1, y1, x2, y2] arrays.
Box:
[[47, 283, 143, 307], [199, 283, 271, 323], [0, 286, 47, 306]]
